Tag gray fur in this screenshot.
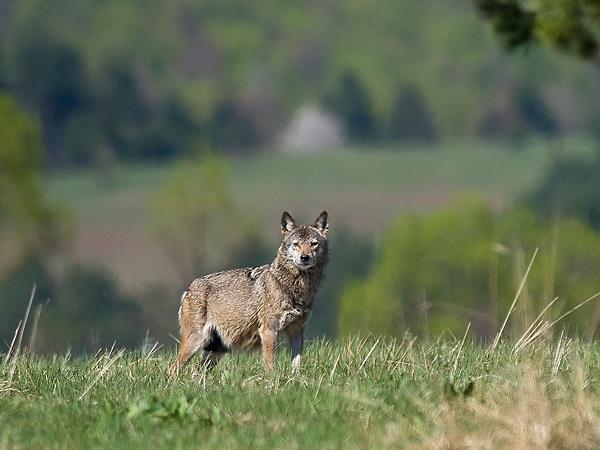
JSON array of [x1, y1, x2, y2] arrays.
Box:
[[169, 211, 329, 375]]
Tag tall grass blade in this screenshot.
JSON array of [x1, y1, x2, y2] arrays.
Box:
[[8, 285, 37, 382], [358, 338, 380, 373], [78, 349, 125, 401], [547, 291, 600, 330], [492, 248, 538, 350], [513, 296, 559, 354], [451, 322, 471, 381]]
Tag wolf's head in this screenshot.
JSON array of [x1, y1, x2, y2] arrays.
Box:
[[279, 211, 329, 270]]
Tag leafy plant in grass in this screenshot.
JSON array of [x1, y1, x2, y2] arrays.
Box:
[[127, 395, 200, 422]]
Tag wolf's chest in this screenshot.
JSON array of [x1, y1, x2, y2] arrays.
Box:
[[278, 304, 310, 331]]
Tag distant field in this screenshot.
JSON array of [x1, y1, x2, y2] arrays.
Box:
[[2, 338, 599, 448], [45, 142, 575, 288]]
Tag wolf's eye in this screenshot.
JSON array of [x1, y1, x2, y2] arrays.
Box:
[[311, 241, 319, 247]]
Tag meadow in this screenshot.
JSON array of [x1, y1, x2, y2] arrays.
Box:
[[10, 141, 595, 448], [46, 141, 571, 289], [2, 336, 600, 449]]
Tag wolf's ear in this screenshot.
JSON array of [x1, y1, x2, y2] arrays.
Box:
[[313, 211, 329, 236], [281, 211, 297, 234]]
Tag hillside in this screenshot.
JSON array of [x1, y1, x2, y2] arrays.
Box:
[[46, 143, 556, 289]]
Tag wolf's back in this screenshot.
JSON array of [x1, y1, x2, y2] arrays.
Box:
[[183, 265, 268, 347]]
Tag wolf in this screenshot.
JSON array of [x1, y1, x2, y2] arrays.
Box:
[[169, 210, 329, 375]]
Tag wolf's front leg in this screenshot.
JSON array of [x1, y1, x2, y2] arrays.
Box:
[[288, 329, 304, 372], [259, 325, 278, 369]]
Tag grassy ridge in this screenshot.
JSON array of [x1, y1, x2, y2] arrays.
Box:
[[46, 144, 555, 288], [48, 144, 553, 230], [2, 337, 600, 448]]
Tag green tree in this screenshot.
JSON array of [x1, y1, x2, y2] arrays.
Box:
[[4, 0, 600, 159], [208, 97, 261, 153], [89, 58, 197, 162], [526, 155, 600, 230], [39, 264, 144, 353], [7, 30, 89, 163], [0, 95, 69, 276], [475, 0, 600, 62], [387, 84, 438, 144], [307, 228, 375, 338], [476, 0, 600, 227], [0, 95, 71, 351], [323, 71, 377, 142], [149, 153, 269, 284], [339, 201, 600, 340], [478, 82, 559, 140]]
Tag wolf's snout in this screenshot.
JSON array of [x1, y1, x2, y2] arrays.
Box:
[[300, 254, 311, 262]]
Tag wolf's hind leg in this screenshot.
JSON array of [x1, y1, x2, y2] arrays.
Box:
[[168, 324, 207, 376]]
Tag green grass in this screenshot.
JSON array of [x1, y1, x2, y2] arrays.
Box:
[[2, 337, 600, 448], [46, 142, 567, 288], [48, 143, 555, 230]]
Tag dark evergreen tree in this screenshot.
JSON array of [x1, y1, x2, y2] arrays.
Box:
[[525, 156, 600, 231], [514, 84, 559, 136], [478, 83, 559, 140], [9, 30, 89, 164], [387, 84, 437, 143], [39, 264, 144, 353], [323, 71, 377, 142], [208, 97, 261, 153]]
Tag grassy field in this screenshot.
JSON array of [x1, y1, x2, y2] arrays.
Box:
[[2, 336, 600, 449], [46, 142, 564, 289]]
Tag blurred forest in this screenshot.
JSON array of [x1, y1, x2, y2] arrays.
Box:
[[1, 0, 600, 165], [2, 0, 600, 353]]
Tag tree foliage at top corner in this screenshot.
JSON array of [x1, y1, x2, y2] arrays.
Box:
[[474, 0, 600, 62]]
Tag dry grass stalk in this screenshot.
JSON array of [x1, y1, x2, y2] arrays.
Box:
[[7, 285, 37, 383], [27, 302, 46, 355], [547, 291, 600, 329], [450, 322, 471, 381], [421, 363, 600, 449], [4, 319, 22, 366], [513, 296, 559, 354], [492, 248, 538, 350], [329, 354, 341, 381], [358, 338, 380, 373], [78, 349, 125, 401], [513, 291, 600, 355], [551, 330, 570, 375]]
